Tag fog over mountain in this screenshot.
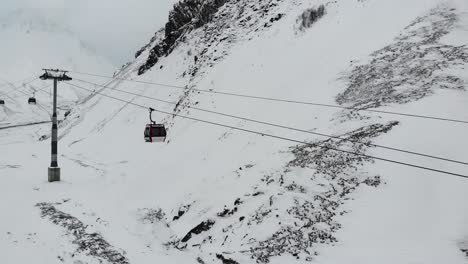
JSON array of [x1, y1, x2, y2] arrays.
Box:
[[0, 0, 177, 66]]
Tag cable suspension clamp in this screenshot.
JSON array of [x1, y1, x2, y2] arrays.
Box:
[[149, 107, 156, 124]]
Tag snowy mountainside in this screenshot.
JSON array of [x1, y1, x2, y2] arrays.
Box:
[[1, 0, 468, 264], [0, 8, 114, 126]]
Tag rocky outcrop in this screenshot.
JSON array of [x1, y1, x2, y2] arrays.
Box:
[[137, 0, 228, 75], [36, 203, 129, 264], [296, 5, 325, 32], [337, 5, 468, 111]]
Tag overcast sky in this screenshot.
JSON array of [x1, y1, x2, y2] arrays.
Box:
[[0, 0, 177, 66]]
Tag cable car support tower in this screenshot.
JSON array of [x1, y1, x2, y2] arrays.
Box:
[[40, 69, 72, 182]]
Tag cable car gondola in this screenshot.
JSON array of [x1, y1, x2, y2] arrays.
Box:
[[0, 99, 4, 105], [144, 108, 167, 143], [28, 97, 37, 104]]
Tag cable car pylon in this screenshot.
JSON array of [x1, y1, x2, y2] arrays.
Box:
[[40, 69, 72, 182], [144, 107, 167, 143]]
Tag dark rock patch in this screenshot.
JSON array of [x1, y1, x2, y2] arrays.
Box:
[[217, 207, 238, 217], [173, 204, 191, 221], [139, 208, 166, 224], [337, 5, 467, 115], [138, 0, 228, 75], [296, 5, 325, 31], [216, 254, 239, 264], [36, 203, 129, 264], [181, 220, 216, 243]]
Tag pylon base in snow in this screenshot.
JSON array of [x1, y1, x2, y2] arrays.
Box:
[[48, 167, 61, 182]]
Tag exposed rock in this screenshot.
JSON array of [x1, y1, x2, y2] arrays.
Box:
[[296, 5, 325, 31], [181, 220, 216, 243], [217, 207, 238, 217], [246, 122, 396, 262], [337, 5, 467, 113], [139, 208, 166, 224], [138, 0, 228, 75], [173, 204, 191, 221], [36, 203, 129, 264], [216, 254, 239, 264]]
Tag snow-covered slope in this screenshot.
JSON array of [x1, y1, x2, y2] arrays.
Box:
[[0, 8, 114, 126], [1, 0, 468, 264]]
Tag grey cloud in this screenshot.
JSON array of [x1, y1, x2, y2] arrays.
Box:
[[1, 0, 177, 66]]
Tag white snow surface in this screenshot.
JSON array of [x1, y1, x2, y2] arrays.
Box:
[[1, 0, 468, 263]]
